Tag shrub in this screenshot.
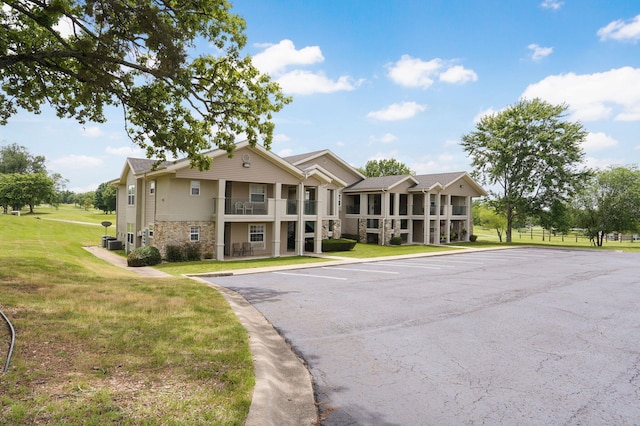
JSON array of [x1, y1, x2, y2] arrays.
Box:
[[321, 238, 357, 252], [389, 236, 403, 246], [127, 246, 162, 267], [183, 243, 201, 261], [469, 234, 478, 242], [165, 244, 184, 262], [341, 233, 359, 241]]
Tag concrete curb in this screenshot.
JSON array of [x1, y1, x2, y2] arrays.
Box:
[[191, 277, 318, 426]]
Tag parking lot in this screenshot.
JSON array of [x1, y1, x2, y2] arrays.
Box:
[[207, 248, 640, 425]]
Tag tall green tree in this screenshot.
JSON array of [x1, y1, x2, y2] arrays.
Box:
[[94, 182, 117, 214], [0, 143, 46, 174], [461, 98, 590, 242], [360, 158, 414, 177], [573, 166, 640, 246], [474, 200, 507, 242], [0, 172, 56, 213], [1, 1, 290, 169]]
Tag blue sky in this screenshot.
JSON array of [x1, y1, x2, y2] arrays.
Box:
[[2, 0, 640, 192]]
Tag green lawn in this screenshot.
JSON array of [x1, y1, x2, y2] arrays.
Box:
[[0, 206, 253, 425]]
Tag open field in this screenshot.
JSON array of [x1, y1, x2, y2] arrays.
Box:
[[0, 206, 253, 425]]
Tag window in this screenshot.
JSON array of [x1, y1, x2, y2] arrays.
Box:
[[149, 181, 155, 195], [127, 223, 135, 244], [190, 180, 200, 196], [127, 185, 135, 205], [148, 224, 154, 238], [190, 226, 200, 242], [249, 184, 266, 203], [249, 224, 265, 249], [327, 189, 335, 215]]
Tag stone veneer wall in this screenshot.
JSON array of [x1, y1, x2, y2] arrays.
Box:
[[321, 219, 342, 239], [358, 218, 367, 243], [153, 221, 216, 258]]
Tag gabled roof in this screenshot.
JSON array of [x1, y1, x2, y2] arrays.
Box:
[[300, 164, 349, 187], [343, 174, 419, 192], [284, 149, 366, 180], [410, 171, 487, 195]]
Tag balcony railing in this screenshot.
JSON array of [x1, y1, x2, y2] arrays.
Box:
[[412, 205, 424, 215], [286, 199, 297, 215], [345, 205, 360, 214], [452, 205, 467, 216], [304, 200, 317, 215], [225, 198, 268, 215]]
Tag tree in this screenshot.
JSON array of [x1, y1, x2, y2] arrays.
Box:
[[94, 182, 117, 213], [573, 166, 640, 246], [0, 143, 46, 174], [1, 1, 290, 169], [461, 98, 590, 242], [474, 200, 507, 242], [360, 159, 414, 177], [0, 172, 56, 213], [537, 200, 571, 241]]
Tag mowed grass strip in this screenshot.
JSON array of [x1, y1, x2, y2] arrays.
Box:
[[0, 209, 253, 425]]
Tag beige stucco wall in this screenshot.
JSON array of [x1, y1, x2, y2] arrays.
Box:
[[295, 153, 362, 186], [154, 175, 216, 222], [176, 146, 301, 185]]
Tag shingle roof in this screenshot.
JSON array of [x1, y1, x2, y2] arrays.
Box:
[[127, 158, 171, 175], [344, 175, 415, 192], [283, 150, 327, 165], [412, 172, 466, 190]]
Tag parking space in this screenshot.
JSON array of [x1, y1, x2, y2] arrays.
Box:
[[207, 248, 640, 425]]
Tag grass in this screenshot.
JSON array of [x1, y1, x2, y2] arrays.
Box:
[[0, 205, 253, 425]]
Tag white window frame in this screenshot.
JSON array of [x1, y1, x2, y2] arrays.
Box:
[[149, 181, 155, 195], [248, 224, 265, 249], [127, 223, 135, 244], [189, 226, 200, 242], [249, 183, 266, 203], [127, 184, 135, 206], [148, 223, 154, 238], [190, 180, 200, 196]]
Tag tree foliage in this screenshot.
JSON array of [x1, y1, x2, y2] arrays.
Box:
[[473, 200, 507, 242], [1, 1, 290, 169], [94, 182, 116, 213], [461, 98, 590, 242], [0, 142, 46, 174], [360, 158, 414, 177], [0, 172, 56, 213], [573, 166, 640, 246]]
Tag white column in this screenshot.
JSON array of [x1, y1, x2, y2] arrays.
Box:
[[215, 179, 226, 261], [272, 183, 282, 257]]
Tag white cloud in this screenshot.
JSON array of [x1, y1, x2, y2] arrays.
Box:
[[273, 133, 291, 143], [387, 55, 443, 89], [583, 132, 618, 152], [521, 67, 640, 122], [598, 15, 640, 42], [439, 65, 478, 84], [53, 16, 75, 38], [276, 70, 358, 95], [528, 44, 553, 61], [105, 145, 144, 156], [251, 39, 358, 95], [252, 39, 324, 75], [276, 148, 293, 157], [541, 0, 563, 10], [79, 126, 104, 138], [388, 55, 477, 88], [50, 155, 103, 170], [367, 102, 427, 121], [370, 133, 397, 144], [473, 107, 500, 123]]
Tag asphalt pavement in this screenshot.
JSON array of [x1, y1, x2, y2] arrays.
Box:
[[206, 247, 640, 425]]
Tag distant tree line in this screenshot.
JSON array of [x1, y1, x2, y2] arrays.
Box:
[[0, 142, 116, 214]]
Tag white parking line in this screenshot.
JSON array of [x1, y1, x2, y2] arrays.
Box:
[[273, 272, 347, 280], [379, 263, 442, 270], [322, 267, 400, 274]]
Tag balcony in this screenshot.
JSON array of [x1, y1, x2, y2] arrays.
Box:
[[225, 198, 269, 215], [304, 200, 317, 215], [452, 205, 467, 216], [345, 204, 360, 214]]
